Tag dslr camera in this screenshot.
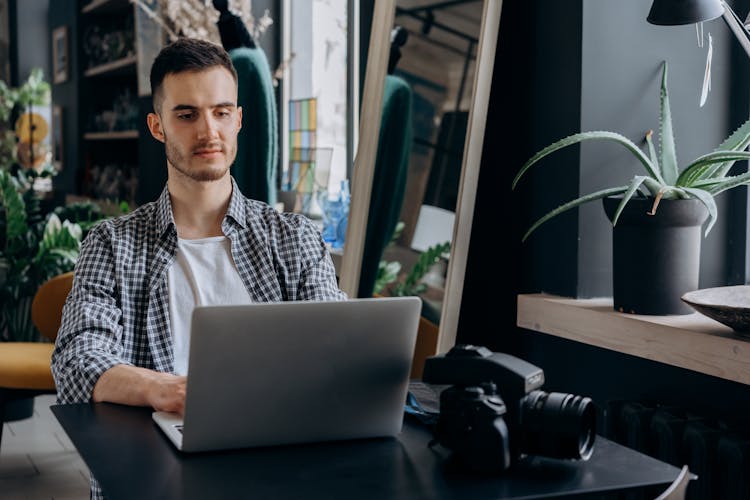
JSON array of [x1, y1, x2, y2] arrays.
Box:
[[422, 344, 596, 472]]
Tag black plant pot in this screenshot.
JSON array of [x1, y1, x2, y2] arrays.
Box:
[[602, 196, 708, 315]]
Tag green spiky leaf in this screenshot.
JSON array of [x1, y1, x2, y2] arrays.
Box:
[[512, 131, 662, 189], [677, 151, 750, 186], [681, 187, 718, 236], [659, 61, 679, 185], [645, 129, 660, 174], [522, 186, 629, 241], [610, 176, 650, 227]]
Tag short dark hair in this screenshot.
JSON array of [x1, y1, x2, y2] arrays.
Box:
[[150, 37, 238, 112]]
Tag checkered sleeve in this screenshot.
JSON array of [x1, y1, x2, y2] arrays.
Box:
[[286, 214, 348, 301], [51, 222, 132, 404]]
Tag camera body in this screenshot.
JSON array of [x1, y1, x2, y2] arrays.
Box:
[[422, 345, 596, 472]]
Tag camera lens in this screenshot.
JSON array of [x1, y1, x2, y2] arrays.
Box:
[[519, 390, 596, 460]]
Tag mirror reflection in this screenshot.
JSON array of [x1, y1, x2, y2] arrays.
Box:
[[364, 0, 483, 325]]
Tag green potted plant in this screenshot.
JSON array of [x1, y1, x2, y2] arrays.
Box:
[[375, 235, 451, 325], [0, 69, 86, 341], [512, 61, 750, 315], [0, 169, 82, 341]]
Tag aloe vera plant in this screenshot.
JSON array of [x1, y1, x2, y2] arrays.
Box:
[[512, 61, 750, 242]]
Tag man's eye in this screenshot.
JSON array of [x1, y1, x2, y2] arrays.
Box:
[[177, 113, 195, 120], [216, 110, 231, 118]]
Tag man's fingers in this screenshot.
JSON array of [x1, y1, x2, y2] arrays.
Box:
[[149, 373, 188, 413]]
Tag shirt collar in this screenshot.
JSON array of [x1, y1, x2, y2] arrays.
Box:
[[154, 184, 175, 238], [154, 176, 247, 237], [225, 176, 247, 229]]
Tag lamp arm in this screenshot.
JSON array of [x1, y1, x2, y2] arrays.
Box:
[[721, 0, 750, 59]]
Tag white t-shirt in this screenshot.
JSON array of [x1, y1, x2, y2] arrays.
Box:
[[167, 235, 252, 375]]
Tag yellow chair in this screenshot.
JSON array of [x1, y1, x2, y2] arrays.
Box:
[[0, 271, 73, 450]]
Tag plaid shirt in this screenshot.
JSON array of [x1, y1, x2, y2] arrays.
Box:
[[51, 178, 346, 499], [53, 177, 346, 401]]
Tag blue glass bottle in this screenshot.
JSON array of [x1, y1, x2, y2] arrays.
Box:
[[333, 180, 350, 249], [320, 180, 349, 248]]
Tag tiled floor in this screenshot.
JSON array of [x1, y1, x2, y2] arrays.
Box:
[[0, 395, 90, 500]]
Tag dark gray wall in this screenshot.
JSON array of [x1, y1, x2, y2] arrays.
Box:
[[16, 0, 49, 83]]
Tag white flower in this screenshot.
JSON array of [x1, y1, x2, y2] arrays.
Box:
[[62, 219, 83, 241], [44, 213, 61, 237]]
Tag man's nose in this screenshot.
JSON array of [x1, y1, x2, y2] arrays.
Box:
[[196, 114, 220, 140]]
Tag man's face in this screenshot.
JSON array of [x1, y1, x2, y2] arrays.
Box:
[[147, 66, 242, 182]]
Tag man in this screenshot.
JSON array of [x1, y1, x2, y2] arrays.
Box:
[[52, 38, 346, 497]]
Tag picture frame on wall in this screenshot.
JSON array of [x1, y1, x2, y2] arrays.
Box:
[[52, 105, 63, 170], [52, 26, 68, 84]]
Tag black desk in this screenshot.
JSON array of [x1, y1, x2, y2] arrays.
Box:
[[52, 403, 679, 500], [52, 403, 681, 500]]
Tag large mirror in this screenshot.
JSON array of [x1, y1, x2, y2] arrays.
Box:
[[340, 0, 502, 354]]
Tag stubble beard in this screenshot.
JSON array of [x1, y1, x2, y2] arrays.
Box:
[[164, 131, 237, 182]]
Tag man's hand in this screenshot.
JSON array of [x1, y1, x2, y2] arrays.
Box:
[[93, 365, 188, 415], [147, 372, 187, 414]]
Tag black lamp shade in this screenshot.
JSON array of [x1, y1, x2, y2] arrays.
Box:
[[647, 0, 724, 25]]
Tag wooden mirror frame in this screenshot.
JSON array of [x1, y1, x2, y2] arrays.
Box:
[[339, 0, 503, 353]]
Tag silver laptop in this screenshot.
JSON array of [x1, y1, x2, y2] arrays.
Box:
[[152, 296, 421, 452]]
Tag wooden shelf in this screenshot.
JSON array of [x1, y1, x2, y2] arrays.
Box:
[[84, 55, 137, 77], [81, 0, 130, 15], [516, 293, 750, 385], [84, 130, 138, 140]]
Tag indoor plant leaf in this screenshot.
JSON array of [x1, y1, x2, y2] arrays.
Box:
[[658, 61, 679, 185], [680, 186, 718, 236], [512, 131, 664, 189], [677, 151, 750, 186], [610, 176, 650, 227], [697, 170, 750, 195], [645, 130, 660, 173], [0, 170, 29, 251], [522, 186, 628, 242]]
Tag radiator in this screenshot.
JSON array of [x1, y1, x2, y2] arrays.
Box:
[[604, 400, 750, 500]]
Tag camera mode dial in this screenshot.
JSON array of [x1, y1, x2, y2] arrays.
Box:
[[446, 344, 493, 358]]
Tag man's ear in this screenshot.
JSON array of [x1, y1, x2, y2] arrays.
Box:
[[237, 106, 242, 131], [147, 113, 165, 143]]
